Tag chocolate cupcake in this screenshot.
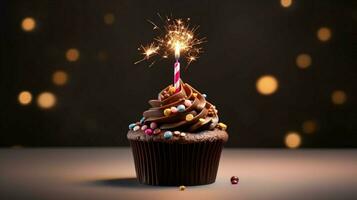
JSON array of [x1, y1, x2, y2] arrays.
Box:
[[127, 81, 228, 186]]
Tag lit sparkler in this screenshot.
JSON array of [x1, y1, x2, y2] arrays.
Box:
[[135, 16, 205, 68]]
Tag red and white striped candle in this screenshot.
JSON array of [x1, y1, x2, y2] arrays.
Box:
[[174, 60, 180, 92]]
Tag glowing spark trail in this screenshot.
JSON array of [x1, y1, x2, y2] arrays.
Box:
[[134, 43, 159, 65]]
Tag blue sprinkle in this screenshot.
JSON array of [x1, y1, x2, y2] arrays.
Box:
[[177, 104, 186, 112], [202, 94, 207, 98], [164, 131, 173, 139], [139, 116, 145, 124], [129, 123, 136, 130]]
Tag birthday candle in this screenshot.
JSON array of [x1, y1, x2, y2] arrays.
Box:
[[174, 60, 180, 92], [174, 43, 181, 92]]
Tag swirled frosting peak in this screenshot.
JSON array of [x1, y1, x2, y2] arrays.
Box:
[[142, 81, 219, 132]]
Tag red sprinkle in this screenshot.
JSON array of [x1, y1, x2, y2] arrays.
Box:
[[144, 128, 153, 135], [231, 176, 239, 184]]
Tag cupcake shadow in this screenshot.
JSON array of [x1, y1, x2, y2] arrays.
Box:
[[84, 177, 189, 189], [85, 177, 149, 188]]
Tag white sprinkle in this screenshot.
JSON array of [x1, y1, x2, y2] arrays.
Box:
[[133, 125, 140, 131]]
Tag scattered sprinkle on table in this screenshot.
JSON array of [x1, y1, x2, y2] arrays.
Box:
[[231, 176, 239, 184], [179, 185, 186, 191]]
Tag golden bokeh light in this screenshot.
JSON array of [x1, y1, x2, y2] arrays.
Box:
[[21, 17, 36, 32], [37, 92, 56, 109], [331, 90, 347, 105], [317, 27, 332, 42], [66, 48, 80, 62], [280, 0, 292, 8], [256, 75, 279, 95], [296, 53, 312, 69], [104, 13, 115, 25], [285, 132, 302, 149], [302, 120, 318, 134], [52, 70, 68, 86], [18, 91, 32, 105]]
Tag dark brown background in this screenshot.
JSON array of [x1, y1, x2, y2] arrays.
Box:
[[1, 0, 357, 147]]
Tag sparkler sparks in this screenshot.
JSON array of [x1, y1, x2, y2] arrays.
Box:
[[136, 16, 205, 68], [134, 43, 159, 64]]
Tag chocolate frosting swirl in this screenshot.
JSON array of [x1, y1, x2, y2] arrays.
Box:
[[143, 81, 219, 132]]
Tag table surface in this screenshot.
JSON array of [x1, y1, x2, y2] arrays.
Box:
[[1, 148, 357, 200]]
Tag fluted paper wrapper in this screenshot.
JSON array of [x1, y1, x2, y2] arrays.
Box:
[[129, 140, 224, 186]]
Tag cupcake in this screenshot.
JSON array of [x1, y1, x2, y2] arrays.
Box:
[[127, 81, 228, 186]]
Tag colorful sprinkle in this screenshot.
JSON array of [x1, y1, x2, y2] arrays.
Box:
[[129, 123, 136, 130], [168, 86, 176, 94], [139, 117, 145, 124], [170, 106, 178, 113], [180, 132, 186, 137], [153, 128, 161, 135], [185, 114, 194, 121], [173, 131, 181, 136], [141, 125, 148, 131], [231, 176, 239, 184], [164, 131, 173, 139], [192, 93, 198, 97], [218, 122, 227, 130], [184, 99, 192, 107], [179, 185, 186, 191], [177, 104, 186, 112], [164, 108, 172, 116], [199, 118, 205, 123], [150, 122, 157, 129], [133, 125, 140, 131], [144, 128, 153, 135], [202, 94, 207, 98]]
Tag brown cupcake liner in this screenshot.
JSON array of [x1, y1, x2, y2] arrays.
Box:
[[129, 140, 224, 186]]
